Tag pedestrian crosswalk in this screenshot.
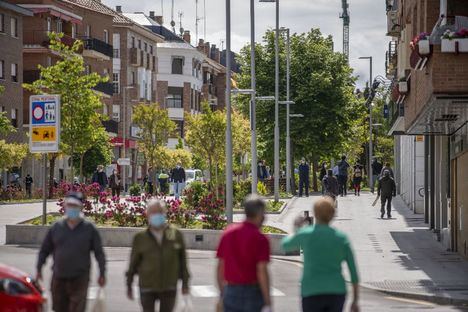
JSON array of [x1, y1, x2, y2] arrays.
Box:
[[87, 285, 285, 300]]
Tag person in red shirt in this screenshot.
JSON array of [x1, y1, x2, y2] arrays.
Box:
[[216, 195, 272, 312]]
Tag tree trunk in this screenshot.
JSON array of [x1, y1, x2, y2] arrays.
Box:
[[48, 154, 56, 199], [312, 158, 318, 192], [69, 148, 74, 184], [79, 153, 85, 182]]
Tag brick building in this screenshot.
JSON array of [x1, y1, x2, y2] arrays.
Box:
[[386, 0, 468, 257], [0, 1, 32, 140]]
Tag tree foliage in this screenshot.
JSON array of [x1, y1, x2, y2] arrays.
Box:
[[236, 29, 363, 170], [72, 129, 113, 178], [23, 32, 109, 180], [132, 103, 177, 169]]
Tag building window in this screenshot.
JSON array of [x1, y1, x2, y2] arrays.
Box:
[[171, 57, 184, 74], [167, 87, 183, 108], [131, 36, 135, 48], [0, 14, 4, 33], [11, 63, 17, 82], [138, 39, 141, 49], [71, 24, 76, 38], [150, 45, 153, 54], [0, 60, 4, 79], [131, 71, 136, 85], [56, 19, 62, 33], [104, 30, 109, 43], [11, 109, 18, 128], [140, 50, 144, 67], [146, 54, 150, 69], [113, 49, 119, 58], [152, 56, 156, 71], [112, 73, 120, 94], [47, 17, 51, 32], [173, 120, 184, 137], [144, 42, 147, 52], [10, 17, 18, 38], [85, 25, 91, 37]]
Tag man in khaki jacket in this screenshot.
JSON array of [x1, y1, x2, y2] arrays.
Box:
[[126, 199, 190, 312]]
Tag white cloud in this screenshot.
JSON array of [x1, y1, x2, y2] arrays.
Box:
[[104, 0, 389, 88]]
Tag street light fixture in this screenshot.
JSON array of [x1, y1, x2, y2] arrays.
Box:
[[260, 0, 280, 202], [359, 56, 374, 191], [231, 88, 255, 95], [290, 113, 304, 118], [256, 96, 275, 101]]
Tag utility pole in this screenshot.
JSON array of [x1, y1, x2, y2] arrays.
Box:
[[359, 56, 373, 190], [274, 0, 280, 202], [250, 0, 257, 194], [284, 28, 291, 194], [225, 0, 233, 223]]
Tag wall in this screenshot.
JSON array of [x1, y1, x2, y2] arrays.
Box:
[[456, 151, 468, 258]]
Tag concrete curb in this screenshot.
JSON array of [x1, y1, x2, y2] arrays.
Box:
[[0, 199, 57, 205], [233, 198, 291, 215], [272, 256, 468, 307]]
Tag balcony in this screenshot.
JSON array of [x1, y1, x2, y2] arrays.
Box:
[[82, 37, 113, 60], [93, 82, 114, 96], [208, 84, 217, 96], [385, 41, 398, 79], [386, 3, 400, 37], [23, 30, 77, 50], [23, 70, 40, 84]]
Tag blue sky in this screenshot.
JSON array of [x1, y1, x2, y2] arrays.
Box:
[[104, 0, 388, 89]]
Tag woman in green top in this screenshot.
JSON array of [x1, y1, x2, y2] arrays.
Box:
[[281, 197, 360, 312]]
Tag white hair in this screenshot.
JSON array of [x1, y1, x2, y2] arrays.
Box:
[[146, 199, 167, 213]]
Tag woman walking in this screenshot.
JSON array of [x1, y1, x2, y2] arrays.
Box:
[[281, 197, 360, 312], [319, 162, 327, 194], [109, 169, 121, 197], [352, 165, 363, 196]]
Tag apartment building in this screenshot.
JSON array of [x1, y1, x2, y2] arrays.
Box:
[[124, 11, 205, 149], [386, 0, 468, 257], [0, 1, 32, 141], [111, 6, 164, 184]]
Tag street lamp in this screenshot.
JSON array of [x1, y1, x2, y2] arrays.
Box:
[[260, 0, 280, 202], [250, 0, 257, 194], [359, 56, 373, 191], [279, 27, 291, 193], [225, 0, 233, 223], [256, 96, 275, 101], [122, 86, 134, 194], [290, 113, 304, 118]]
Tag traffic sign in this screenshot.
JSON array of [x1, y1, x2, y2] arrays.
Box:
[[117, 158, 131, 166], [29, 95, 60, 153]]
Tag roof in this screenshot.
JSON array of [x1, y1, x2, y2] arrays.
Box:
[[123, 13, 159, 26], [123, 12, 184, 43], [0, 1, 33, 16]]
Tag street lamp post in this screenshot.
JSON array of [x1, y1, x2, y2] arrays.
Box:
[[225, 0, 233, 223], [250, 0, 258, 194], [359, 56, 373, 191], [280, 27, 291, 194], [122, 86, 134, 194]]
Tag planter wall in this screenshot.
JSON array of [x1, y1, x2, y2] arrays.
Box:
[[441, 39, 456, 52], [5, 224, 298, 256], [418, 39, 431, 55], [459, 38, 468, 52]]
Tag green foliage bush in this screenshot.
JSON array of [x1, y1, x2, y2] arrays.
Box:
[[128, 184, 142, 197], [234, 179, 252, 206], [183, 181, 208, 209], [257, 181, 268, 196]]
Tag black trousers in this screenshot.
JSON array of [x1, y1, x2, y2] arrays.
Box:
[[51, 275, 89, 312], [337, 175, 348, 196], [302, 294, 346, 312], [299, 179, 309, 196], [140, 290, 177, 312], [381, 194, 392, 216]]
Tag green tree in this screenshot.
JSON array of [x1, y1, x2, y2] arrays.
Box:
[[132, 103, 177, 170], [23, 32, 109, 184], [236, 29, 363, 190]]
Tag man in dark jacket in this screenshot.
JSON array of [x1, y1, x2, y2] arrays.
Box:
[[92, 165, 108, 192], [36, 192, 106, 312], [371, 158, 383, 194], [337, 155, 350, 196], [170, 163, 186, 199], [322, 169, 339, 200], [298, 158, 310, 197], [25, 174, 33, 198], [377, 170, 396, 219], [257, 160, 268, 182]]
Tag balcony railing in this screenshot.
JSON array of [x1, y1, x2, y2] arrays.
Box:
[[93, 82, 114, 96], [23, 70, 40, 84], [23, 30, 77, 48], [385, 41, 398, 79], [166, 98, 183, 108], [82, 37, 113, 58]]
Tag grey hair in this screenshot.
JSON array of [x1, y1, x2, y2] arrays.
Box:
[[243, 194, 266, 218], [146, 199, 167, 213]]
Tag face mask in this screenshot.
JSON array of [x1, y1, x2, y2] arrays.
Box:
[[176, 165, 181, 169], [65, 207, 81, 220], [150, 213, 166, 227]]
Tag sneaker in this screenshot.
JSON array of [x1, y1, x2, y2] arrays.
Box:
[[381, 212, 385, 219], [388, 214, 392, 219]]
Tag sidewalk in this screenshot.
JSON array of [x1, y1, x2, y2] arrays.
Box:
[[271, 193, 468, 306]]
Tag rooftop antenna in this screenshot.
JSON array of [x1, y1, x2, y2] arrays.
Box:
[[178, 11, 184, 36], [161, 0, 164, 24], [203, 0, 206, 40], [220, 39, 224, 51], [170, 0, 176, 33]]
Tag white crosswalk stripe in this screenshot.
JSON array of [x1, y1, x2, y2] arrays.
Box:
[[87, 285, 285, 299]]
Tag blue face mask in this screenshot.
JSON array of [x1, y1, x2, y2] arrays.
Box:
[[150, 213, 166, 227], [65, 207, 81, 220]]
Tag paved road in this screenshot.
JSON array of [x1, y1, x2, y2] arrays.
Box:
[[0, 246, 466, 312]]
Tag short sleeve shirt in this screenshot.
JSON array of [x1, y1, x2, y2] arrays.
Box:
[[216, 221, 270, 285]]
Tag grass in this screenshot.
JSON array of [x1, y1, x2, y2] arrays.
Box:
[[266, 200, 285, 212], [28, 214, 61, 225]]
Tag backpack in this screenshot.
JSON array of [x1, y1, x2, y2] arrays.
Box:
[[354, 168, 362, 178]]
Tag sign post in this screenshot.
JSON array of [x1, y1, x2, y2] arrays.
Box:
[[29, 95, 60, 225]]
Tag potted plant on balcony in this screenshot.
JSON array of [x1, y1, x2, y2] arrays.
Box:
[[456, 28, 468, 52], [411, 32, 431, 55], [441, 30, 456, 52], [398, 77, 408, 94]]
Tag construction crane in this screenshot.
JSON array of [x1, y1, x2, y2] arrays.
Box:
[[339, 0, 350, 60]]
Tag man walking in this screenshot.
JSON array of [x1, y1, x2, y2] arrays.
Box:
[[109, 169, 121, 197], [170, 162, 186, 199], [298, 158, 310, 197], [371, 158, 383, 194], [337, 155, 350, 196], [322, 170, 339, 200], [257, 160, 268, 182], [92, 165, 108, 192], [126, 199, 190, 312], [378, 170, 396, 219], [217, 195, 272, 312], [381, 162, 394, 179], [25, 174, 33, 198], [36, 192, 106, 312]]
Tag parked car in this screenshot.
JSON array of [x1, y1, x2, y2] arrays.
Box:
[[185, 169, 204, 186], [0, 263, 46, 312]]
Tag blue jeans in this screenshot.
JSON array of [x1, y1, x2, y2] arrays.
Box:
[[223, 285, 264, 312], [302, 294, 346, 312], [173, 182, 185, 199]]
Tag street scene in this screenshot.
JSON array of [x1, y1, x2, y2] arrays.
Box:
[[1, 0, 468, 311]]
